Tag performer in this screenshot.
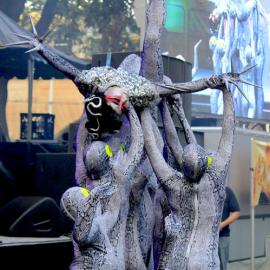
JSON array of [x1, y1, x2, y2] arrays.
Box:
[[219, 186, 240, 270], [61, 104, 144, 270], [141, 73, 238, 269]]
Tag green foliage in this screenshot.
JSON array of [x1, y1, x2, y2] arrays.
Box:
[[19, 0, 46, 28], [19, 0, 140, 59]]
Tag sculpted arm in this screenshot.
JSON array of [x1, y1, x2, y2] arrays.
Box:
[[159, 99, 183, 165], [124, 104, 144, 175], [8, 32, 81, 81], [170, 95, 197, 144], [5, 18, 89, 95], [111, 104, 144, 206], [141, 108, 177, 188], [34, 43, 81, 81], [140, 0, 165, 82], [162, 70, 254, 168], [216, 86, 235, 165]]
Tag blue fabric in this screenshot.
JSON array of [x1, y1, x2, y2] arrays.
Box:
[[219, 187, 240, 237], [218, 236, 230, 270]]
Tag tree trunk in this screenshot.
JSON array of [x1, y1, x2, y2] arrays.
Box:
[[0, 77, 9, 141], [36, 0, 59, 36], [0, 0, 26, 22]]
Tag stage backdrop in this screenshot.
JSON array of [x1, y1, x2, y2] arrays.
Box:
[[252, 139, 270, 206], [161, 0, 270, 120]]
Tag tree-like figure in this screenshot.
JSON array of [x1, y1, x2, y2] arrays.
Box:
[[125, 162, 153, 270], [5, 12, 249, 138], [141, 71, 248, 269], [2, 1, 257, 269], [61, 104, 144, 269]]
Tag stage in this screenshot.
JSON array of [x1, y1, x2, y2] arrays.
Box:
[[0, 235, 73, 269]]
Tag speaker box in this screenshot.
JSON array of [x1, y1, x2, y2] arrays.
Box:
[[34, 153, 76, 204], [0, 196, 64, 237], [0, 142, 68, 198]]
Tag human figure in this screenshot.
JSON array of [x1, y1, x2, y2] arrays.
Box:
[[141, 73, 238, 269], [61, 184, 119, 270], [125, 164, 152, 270], [218, 186, 240, 270], [141, 106, 196, 270], [61, 104, 144, 270]]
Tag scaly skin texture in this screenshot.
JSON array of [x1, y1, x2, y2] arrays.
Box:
[[74, 54, 142, 188], [61, 105, 144, 270], [125, 169, 148, 270], [7, 1, 246, 269], [6, 15, 244, 110], [136, 118, 164, 270], [187, 86, 235, 270], [169, 94, 197, 145], [61, 184, 120, 270], [73, 51, 160, 269], [151, 84, 235, 269], [77, 66, 158, 107], [141, 107, 196, 270], [152, 187, 170, 270], [124, 119, 163, 270], [75, 110, 92, 188], [140, 0, 165, 82]]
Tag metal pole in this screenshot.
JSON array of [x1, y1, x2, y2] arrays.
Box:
[[251, 204, 255, 270], [27, 55, 34, 142], [105, 52, 112, 67], [48, 79, 54, 114], [250, 138, 255, 270]]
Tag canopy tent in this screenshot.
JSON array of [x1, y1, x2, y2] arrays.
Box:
[[0, 10, 91, 141], [0, 47, 91, 80], [0, 10, 91, 80]]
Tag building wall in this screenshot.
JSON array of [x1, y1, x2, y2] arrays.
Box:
[[6, 79, 83, 141]]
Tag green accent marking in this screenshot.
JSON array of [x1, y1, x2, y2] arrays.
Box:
[[207, 156, 213, 168], [80, 188, 90, 197], [105, 144, 113, 157]]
